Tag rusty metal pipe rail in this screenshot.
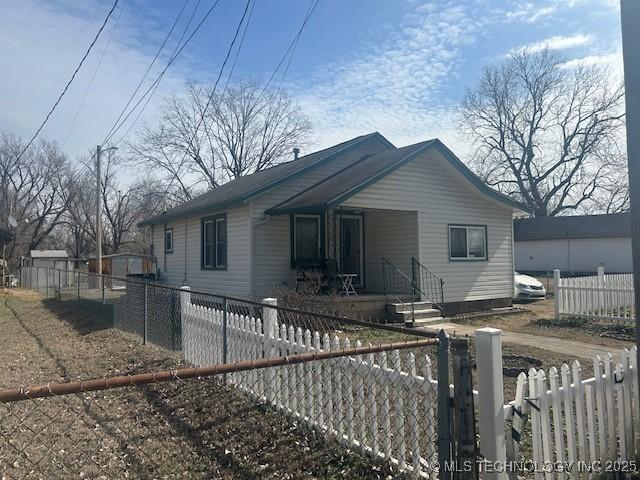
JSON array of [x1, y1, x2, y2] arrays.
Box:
[[0, 338, 438, 403]]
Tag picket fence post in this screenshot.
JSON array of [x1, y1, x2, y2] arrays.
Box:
[[554, 269, 561, 320], [262, 298, 278, 403], [476, 327, 507, 480]]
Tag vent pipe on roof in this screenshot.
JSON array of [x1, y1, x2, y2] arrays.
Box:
[[293, 147, 300, 160]]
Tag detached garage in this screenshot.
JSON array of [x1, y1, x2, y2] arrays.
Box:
[[514, 213, 632, 274]]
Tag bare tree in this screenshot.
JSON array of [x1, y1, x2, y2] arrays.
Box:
[[0, 132, 72, 267], [460, 48, 626, 216], [130, 81, 311, 200]]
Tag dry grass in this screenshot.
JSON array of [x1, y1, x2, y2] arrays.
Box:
[[452, 298, 634, 349], [0, 289, 408, 479]]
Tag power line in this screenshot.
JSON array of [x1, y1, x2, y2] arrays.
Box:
[[114, 0, 203, 146], [102, 0, 223, 145], [68, 0, 208, 193], [16, 0, 120, 162], [62, 0, 128, 149], [101, 0, 192, 145], [191, 0, 253, 139], [261, 0, 319, 96]]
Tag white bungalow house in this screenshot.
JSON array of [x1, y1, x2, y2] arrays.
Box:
[[139, 132, 529, 319]]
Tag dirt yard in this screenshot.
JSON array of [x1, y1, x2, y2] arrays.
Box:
[[0, 289, 408, 479], [453, 297, 635, 349]]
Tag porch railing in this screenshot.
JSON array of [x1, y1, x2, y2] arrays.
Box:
[[382, 257, 446, 323], [412, 257, 445, 314], [381, 257, 418, 321]]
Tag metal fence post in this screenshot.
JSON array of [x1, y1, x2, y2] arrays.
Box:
[[36, 267, 39, 293], [476, 327, 506, 480], [553, 269, 561, 320], [222, 297, 228, 384], [76, 270, 80, 301], [45, 268, 49, 298], [143, 283, 148, 345], [451, 337, 478, 480], [57, 269, 61, 301], [437, 329, 452, 480], [179, 286, 191, 353], [101, 274, 106, 305]]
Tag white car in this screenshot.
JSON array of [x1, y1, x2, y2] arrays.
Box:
[[513, 272, 546, 301]]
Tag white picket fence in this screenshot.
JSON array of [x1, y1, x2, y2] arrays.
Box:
[[505, 346, 639, 479], [179, 289, 439, 479], [555, 268, 635, 323]]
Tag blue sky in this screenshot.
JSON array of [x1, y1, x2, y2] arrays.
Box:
[[0, 0, 623, 162]]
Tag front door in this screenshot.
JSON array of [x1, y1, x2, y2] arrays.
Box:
[[341, 215, 364, 288]]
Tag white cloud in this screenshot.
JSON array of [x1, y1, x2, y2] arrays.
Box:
[[521, 34, 593, 53], [0, 0, 199, 159], [505, 3, 558, 23], [560, 51, 622, 69], [291, 2, 487, 156]]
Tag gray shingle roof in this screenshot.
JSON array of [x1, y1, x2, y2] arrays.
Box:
[[267, 140, 436, 213], [266, 139, 529, 214], [139, 132, 394, 226], [514, 213, 631, 241]]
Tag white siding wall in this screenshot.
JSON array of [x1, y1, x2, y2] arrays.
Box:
[[253, 215, 293, 298], [342, 150, 515, 303], [363, 210, 418, 293], [515, 237, 633, 273], [152, 206, 251, 296]]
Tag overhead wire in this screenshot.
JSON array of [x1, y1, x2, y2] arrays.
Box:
[[114, 0, 203, 146], [101, 0, 224, 145], [101, 0, 192, 145], [61, 0, 128, 150], [16, 0, 120, 162]]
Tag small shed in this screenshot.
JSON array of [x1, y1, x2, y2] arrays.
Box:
[[29, 250, 72, 271], [88, 253, 154, 278]]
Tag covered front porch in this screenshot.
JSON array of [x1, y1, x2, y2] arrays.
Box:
[[274, 206, 419, 295]]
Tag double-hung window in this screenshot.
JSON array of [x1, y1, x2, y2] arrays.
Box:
[[202, 215, 227, 269], [292, 214, 321, 265], [164, 228, 173, 254], [449, 225, 487, 260]]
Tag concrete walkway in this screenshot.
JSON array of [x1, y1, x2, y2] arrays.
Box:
[[419, 322, 631, 360]]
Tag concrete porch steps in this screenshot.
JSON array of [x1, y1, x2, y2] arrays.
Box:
[[386, 301, 444, 326]]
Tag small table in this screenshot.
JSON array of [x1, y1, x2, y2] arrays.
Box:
[[338, 273, 358, 296]]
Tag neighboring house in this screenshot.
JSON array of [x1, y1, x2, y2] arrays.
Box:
[[88, 253, 155, 278], [139, 132, 528, 314], [514, 213, 632, 274]]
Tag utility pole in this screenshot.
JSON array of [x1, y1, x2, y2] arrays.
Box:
[[620, 0, 640, 392], [96, 145, 102, 277]]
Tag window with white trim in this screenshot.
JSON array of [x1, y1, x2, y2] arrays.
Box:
[[449, 225, 487, 260], [202, 214, 227, 269]]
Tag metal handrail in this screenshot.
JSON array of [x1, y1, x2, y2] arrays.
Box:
[[411, 257, 445, 315], [381, 257, 418, 323]]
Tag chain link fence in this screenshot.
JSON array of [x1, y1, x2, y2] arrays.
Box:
[[7, 267, 477, 478]]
